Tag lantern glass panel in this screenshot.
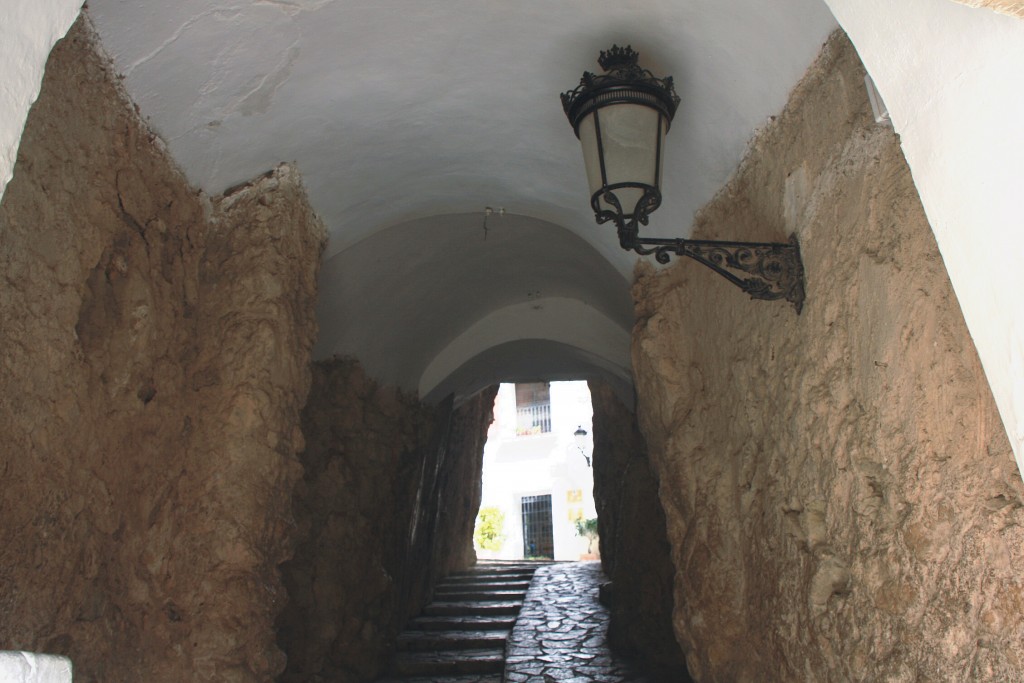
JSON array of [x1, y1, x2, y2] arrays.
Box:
[[578, 102, 665, 217]]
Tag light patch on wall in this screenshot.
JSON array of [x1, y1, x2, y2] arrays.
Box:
[[0, 0, 83, 203], [863, 74, 890, 124]]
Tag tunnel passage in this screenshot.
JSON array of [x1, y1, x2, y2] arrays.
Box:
[[5, 8, 1023, 683], [275, 362, 688, 682]]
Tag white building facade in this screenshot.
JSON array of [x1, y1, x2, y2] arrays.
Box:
[[476, 381, 598, 562]]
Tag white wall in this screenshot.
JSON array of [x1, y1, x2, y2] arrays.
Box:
[[823, 0, 1024, 474], [0, 0, 83, 202], [477, 382, 597, 561], [0, 652, 72, 683]]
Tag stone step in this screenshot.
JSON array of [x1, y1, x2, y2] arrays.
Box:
[[438, 577, 536, 589], [440, 577, 532, 589], [423, 601, 521, 617], [435, 580, 531, 593], [374, 563, 548, 682], [407, 615, 517, 631], [469, 560, 545, 568], [390, 648, 505, 677], [396, 629, 508, 652], [453, 564, 542, 577], [439, 574, 534, 586], [454, 566, 539, 575], [376, 674, 502, 683], [429, 589, 526, 602]]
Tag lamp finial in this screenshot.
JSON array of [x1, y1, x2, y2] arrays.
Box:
[[598, 45, 639, 72]]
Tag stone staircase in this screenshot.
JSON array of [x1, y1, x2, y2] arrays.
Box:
[[376, 561, 544, 683]]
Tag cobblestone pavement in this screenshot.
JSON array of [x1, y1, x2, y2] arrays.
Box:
[[505, 562, 650, 682]]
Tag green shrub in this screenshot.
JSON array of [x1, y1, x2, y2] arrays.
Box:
[[474, 506, 506, 551]]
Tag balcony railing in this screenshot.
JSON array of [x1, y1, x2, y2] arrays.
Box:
[[516, 403, 551, 436]]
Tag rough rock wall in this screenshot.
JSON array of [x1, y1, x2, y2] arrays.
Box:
[[188, 165, 325, 680], [431, 385, 498, 576], [951, 0, 1024, 18], [632, 31, 1024, 682], [589, 380, 690, 682], [0, 18, 325, 683], [278, 358, 495, 683]]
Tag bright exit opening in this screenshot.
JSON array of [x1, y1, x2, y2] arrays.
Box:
[[473, 381, 597, 561]]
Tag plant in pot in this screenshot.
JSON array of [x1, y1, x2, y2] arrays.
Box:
[[575, 516, 599, 560]]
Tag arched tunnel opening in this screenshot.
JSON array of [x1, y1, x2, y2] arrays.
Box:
[[475, 382, 597, 564], [274, 365, 689, 682]]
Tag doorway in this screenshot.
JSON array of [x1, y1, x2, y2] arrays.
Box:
[[521, 493, 554, 559]]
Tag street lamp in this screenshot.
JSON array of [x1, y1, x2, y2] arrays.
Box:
[[573, 426, 591, 467], [561, 45, 806, 313]]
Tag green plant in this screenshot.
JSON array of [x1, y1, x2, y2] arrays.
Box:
[[474, 506, 506, 551], [574, 516, 599, 553]]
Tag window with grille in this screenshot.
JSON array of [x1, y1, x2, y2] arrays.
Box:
[[515, 382, 551, 436]]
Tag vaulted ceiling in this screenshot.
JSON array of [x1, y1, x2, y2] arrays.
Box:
[[86, 0, 838, 402]]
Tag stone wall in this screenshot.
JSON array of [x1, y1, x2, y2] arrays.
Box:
[[632, 31, 1024, 682], [431, 384, 498, 576], [589, 380, 690, 682], [950, 0, 1024, 18], [277, 358, 495, 682], [0, 18, 325, 683]]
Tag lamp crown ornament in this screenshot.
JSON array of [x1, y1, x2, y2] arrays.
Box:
[[561, 45, 680, 135], [561, 45, 806, 313], [598, 44, 638, 70]]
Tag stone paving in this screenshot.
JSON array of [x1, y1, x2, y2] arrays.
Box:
[[505, 562, 651, 682], [377, 561, 652, 683]]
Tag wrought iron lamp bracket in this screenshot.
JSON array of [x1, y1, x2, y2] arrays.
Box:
[[618, 217, 806, 314]]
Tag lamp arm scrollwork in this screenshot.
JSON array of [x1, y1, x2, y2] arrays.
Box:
[[616, 216, 806, 314]]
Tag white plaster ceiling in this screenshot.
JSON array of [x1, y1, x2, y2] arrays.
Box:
[[85, 0, 837, 401]]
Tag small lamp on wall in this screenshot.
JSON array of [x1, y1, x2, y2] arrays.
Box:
[[574, 426, 591, 467], [561, 45, 806, 313]]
